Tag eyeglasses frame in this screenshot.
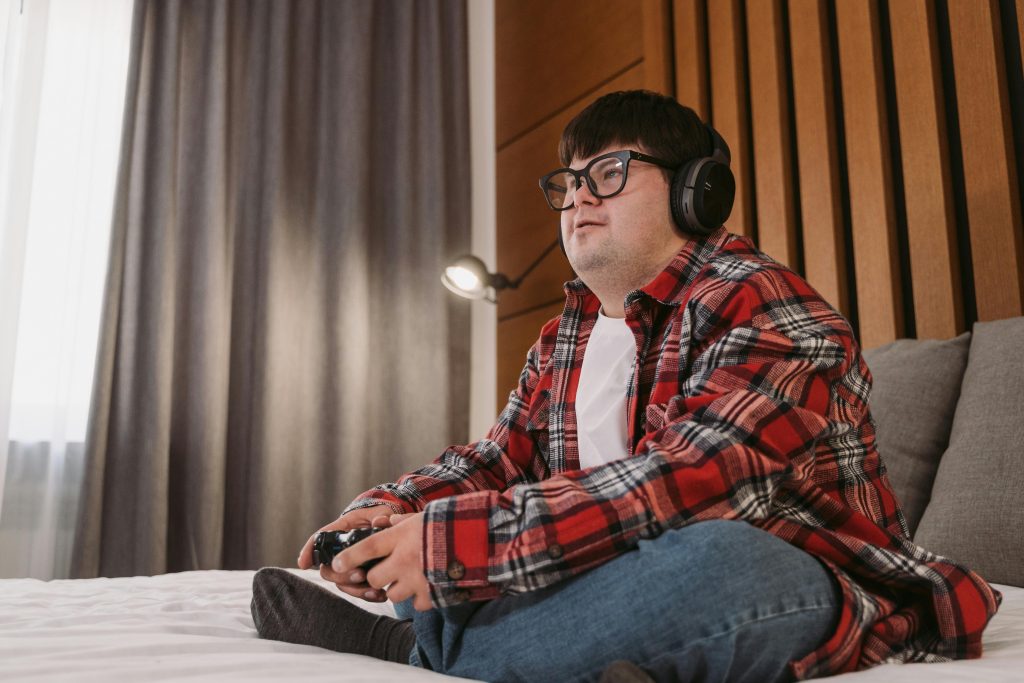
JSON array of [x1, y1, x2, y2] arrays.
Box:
[[537, 150, 677, 211]]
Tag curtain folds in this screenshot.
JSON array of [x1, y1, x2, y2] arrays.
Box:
[[73, 0, 470, 578], [0, 0, 134, 579]]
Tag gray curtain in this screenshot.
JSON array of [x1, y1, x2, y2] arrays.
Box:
[[72, 0, 470, 578]]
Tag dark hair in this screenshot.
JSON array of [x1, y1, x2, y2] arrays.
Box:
[[558, 90, 711, 168]]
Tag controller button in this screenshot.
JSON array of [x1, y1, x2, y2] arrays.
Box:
[[446, 560, 466, 580], [547, 544, 563, 559]]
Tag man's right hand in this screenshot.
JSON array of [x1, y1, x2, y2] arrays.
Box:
[[296, 504, 397, 602]]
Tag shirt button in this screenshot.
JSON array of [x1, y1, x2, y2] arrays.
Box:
[[547, 544, 563, 559], [447, 560, 465, 580]]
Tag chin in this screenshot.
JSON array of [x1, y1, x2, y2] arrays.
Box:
[[567, 249, 614, 275]]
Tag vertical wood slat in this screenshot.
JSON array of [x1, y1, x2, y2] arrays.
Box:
[[674, 0, 709, 119], [1019, 0, 1024, 77], [788, 0, 848, 318], [948, 0, 1024, 321], [835, 0, 903, 349], [708, 0, 754, 238], [642, 0, 674, 94], [888, 0, 963, 339], [746, 0, 797, 268]]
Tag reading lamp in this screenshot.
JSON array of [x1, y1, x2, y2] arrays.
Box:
[[442, 237, 560, 303]]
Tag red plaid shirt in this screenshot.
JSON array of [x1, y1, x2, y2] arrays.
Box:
[[347, 227, 1000, 678]]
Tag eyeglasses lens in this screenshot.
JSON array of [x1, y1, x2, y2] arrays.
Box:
[[542, 172, 574, 209], [590, 157, 626, 197], [542, 156, 627, 210]]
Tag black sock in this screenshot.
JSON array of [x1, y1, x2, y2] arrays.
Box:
[[250, 567, 416, 663]]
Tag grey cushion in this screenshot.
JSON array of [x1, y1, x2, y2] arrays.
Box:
[[914, 316, 1024, 587], [863, 331, 971, 535]]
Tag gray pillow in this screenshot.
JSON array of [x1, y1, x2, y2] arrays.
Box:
[[862, 331, 971, 536], [914, 316, 1024, 587]]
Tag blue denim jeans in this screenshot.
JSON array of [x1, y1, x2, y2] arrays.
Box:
[[394, 520, 839, 683]]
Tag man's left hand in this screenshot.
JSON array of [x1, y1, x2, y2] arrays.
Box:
[[332, 512, 434, 612]]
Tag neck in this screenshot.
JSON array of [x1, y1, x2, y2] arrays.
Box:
[[587, 252, 680, 318]]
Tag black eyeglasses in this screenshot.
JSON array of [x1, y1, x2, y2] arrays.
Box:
[[538, 150, 676, 211]]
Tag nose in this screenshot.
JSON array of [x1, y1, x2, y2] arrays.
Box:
[[572, 176, 600, 208]]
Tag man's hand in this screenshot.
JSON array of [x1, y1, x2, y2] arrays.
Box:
[[333, 512, 433, 612], [297, 504, 396, 602]]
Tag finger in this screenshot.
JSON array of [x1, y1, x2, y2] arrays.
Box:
[[333, 582, 387, 602], [297, 532, 319, 569], [333, 528, 392, 575], [384, 580, 410, 605], [370, 514, 393, 528], [319, 562, 367, 586], [413, 592, 434, 612], [364, 562, 393, 591], [298, 516, 356, 568], [363, 553, 403, 592], [388, 513, 415, 526]]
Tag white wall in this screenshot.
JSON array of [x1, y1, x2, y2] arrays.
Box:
[[467, 0, 497, 440]]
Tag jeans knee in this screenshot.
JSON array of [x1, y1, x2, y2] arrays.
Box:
[[649, 519, 758, 562]]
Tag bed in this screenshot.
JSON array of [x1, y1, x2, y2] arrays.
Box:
[[1, 568, 1021, 682]]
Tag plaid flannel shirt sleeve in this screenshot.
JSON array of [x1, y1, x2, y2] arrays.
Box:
[[341, 322, 555, 519], [422, 270, 853, 608]]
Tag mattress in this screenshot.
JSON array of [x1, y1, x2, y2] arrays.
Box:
[[0, 569, 1021, 682]]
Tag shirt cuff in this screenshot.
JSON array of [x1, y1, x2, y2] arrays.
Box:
[[422, 492, 502, 607], [342, 490, 417, 517]]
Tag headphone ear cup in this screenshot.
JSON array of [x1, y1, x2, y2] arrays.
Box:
[[669, 161, 695, 234], [693, 162, 735, 231], [669, 159, 735, 237]]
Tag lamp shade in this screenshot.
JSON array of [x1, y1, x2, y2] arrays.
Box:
[[441, 255, 491, 300], [441, 238, 556, 303]]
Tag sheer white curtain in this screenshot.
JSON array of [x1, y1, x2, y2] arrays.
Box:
[[0, 0, 132, 579]]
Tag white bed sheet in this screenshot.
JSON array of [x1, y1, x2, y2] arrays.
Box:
[[0, 569, 1020, 682]]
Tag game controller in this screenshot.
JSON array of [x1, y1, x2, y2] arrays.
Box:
[[311, 527, 385, 571]]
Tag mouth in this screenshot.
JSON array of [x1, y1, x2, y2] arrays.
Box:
[[573, 219, 604, 233]]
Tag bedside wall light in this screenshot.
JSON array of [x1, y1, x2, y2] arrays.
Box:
[[442, 237, 560, 303]]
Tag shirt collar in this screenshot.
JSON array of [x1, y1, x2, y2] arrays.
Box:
[[563, 226, 734, 308]]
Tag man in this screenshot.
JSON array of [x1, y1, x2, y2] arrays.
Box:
[[251, 90, 999, 682]]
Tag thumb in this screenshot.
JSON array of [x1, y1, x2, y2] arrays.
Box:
[[389, 513, 416, 526]]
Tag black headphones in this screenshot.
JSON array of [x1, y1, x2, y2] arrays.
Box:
[[669, 123, 736, 237]]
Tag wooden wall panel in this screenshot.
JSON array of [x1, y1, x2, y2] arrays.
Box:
[[642, 0, 674, 94], [835, 0, 903, 349], [494, 0, 1024, 394], [889, 0, 963, 340], [494, 1, 675, 398], [708, 0, 754, 238], [673, 0, 708, 118], [788, 0, 848, 318], [496, 301, 564, 412], [496, 66, 646, 320], [948, 0, 1024, 321], [495, 0, 643, 147], [746, 0, 797, 268]]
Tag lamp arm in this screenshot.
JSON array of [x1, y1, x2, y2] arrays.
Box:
[[508, 237, 560, 289]]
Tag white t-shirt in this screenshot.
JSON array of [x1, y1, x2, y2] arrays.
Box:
[[576, 310, 636, 469]]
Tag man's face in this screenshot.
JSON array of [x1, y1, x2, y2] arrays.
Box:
[[560, 145, 686, 289]]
